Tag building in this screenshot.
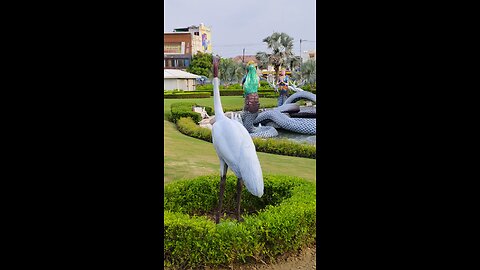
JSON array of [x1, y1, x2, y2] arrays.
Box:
[[164, 69, 201, 91], [231, 55, 259, 65], [173, 23, 212, 55], [164, 23, 212, 70], [164, 32, 193, 70], [301, 49, 316, 62]]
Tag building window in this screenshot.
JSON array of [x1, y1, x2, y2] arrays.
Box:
[[194, 32, 199, 36], [184, 59, 190, 67]]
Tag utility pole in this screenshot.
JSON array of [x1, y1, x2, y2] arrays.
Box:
[[242, 48, 245, 64], [299, 39, 302, 72], [300, 39, 302, 60]]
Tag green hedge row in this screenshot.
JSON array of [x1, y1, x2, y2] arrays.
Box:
[[196, 83, 275, 91], [175, 117, 316, 159], [164, 174, 316, 269], [170, 102, 276, 118], [170, 103, 202, 123], [252, 137, 316, 159], [169, 102, 213, 123], [176, 117, 212, 141], [165, 89, 278, 98], [164, 92, 211, 99]]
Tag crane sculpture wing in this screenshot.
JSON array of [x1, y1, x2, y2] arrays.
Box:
[[212, 120, 263, 197]]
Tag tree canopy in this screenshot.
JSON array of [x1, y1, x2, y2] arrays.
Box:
[[186, 52, 213, 78], [255, 32, 297, 82], [218, 58, 244, 86]]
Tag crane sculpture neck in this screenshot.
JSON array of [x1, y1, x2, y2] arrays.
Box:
[[212, 57, 225, 119], [212, 77, 225, 119]]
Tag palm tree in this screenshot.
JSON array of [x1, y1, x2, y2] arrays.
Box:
[[219, 58, 244, 86], [291, 59, 316, 87], [300, 59, 316, 85], [255, 32, 295, 83], [255, 52, 270, 70], [286, 56, 302, 72]]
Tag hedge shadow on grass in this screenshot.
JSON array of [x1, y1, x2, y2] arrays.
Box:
[[164, 174, 316, 269]]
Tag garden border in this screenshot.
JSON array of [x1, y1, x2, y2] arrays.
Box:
[[164, 174, 316, 269]]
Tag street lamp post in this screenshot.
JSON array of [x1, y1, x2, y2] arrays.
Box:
[[299, 39, 313, 72]]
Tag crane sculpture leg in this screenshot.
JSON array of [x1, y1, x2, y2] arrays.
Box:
[[236, 178, 243, 221], [215, 161, 245, 224], [215, 162, 227, 224]]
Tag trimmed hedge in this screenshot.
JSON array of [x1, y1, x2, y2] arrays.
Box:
[[176, 117, 212, 142], [196, 84, 276, 91], [164, 92, 211, 99], [164, 174, 316, 269], [169, 103, 214, 123], [252, 137, 316, 159], [175, 117, 316, 159], [170, 102, 202, 123], [166, 89, 277, 97]]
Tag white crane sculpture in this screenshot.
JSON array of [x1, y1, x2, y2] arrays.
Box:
[[211, 56, 264, 224]]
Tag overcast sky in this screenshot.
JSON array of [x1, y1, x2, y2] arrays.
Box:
[[164, 0, 316, 58]]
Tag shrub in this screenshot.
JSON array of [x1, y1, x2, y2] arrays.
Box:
[[252, 138, 316, 159], [258, 93, 277, 98], [174, 117, 316, 159], [202, 106, 213, 116], [170, 103, 202, 123], [164, 174, 316, 269], [176, 117, 212, 142], [224, 83, 242, 90], [196, 84, 213, 91], [176, 88, 277, 97], [164, 92, 211, 99], [259, 80, 270, 87], [217, 90, 244, 96]]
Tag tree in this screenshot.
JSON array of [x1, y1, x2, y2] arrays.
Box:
[[291, 59, 316, 86], [186, 52, 213, 77], [219, 58, 244, 86], [286, 56, 302, 72], [255, 52, 270, 70], [255, 32, 295, 83]]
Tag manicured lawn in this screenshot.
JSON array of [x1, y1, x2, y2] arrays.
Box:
[[163, 96, 316, 184]]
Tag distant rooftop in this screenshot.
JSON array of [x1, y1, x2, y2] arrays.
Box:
[[164, 32, 190, 35], [230, 55, 259, 64], [173, 23, 209, 32], [164, 69, 201, 79]]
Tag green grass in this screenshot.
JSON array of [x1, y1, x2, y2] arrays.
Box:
[[163, 96, 316, 184], [164, 120, 316, 184]]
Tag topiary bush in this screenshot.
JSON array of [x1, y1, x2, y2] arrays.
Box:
[[169, 103, 213, 123], [164, 174, 316, 269], [176, 117, 212, 142], [252, 138, 316, 159], [195, 84, 213, 90], [164, 92, 211, 99], [174, 117, 316, 159], [170, 102, 202, 123]]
